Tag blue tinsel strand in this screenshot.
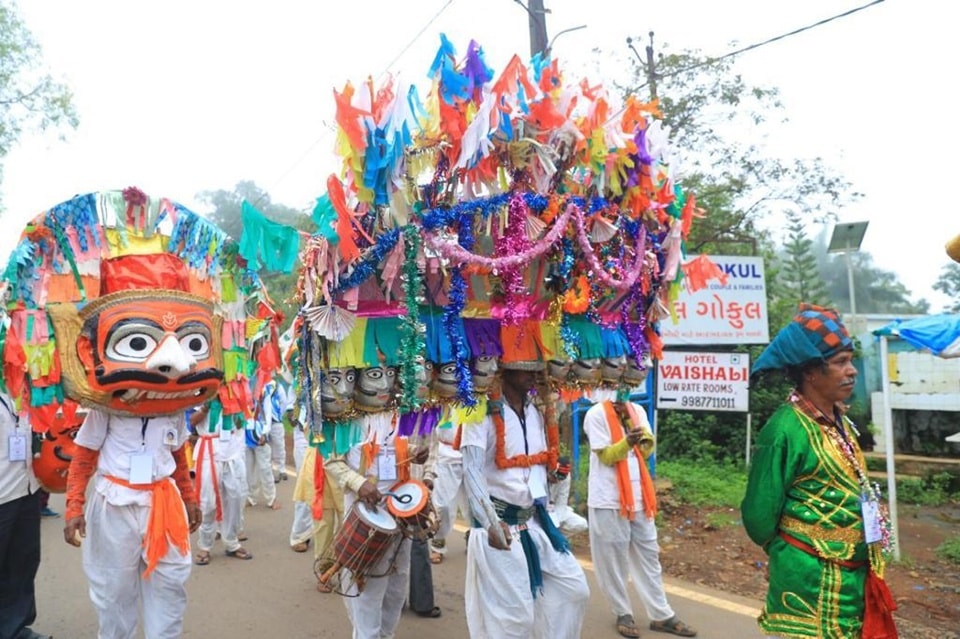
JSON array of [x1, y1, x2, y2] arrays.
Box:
[[444, 268, 476, 407], [332, 227, 401, 294]]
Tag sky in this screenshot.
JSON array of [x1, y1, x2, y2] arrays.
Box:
[[3, 0, 956, 311]]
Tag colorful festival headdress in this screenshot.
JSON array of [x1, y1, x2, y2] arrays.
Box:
[[1, 187, 281, 435], [296, 36, 720, 418]]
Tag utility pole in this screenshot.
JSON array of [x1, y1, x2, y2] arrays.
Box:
[[627, 31, 660, 101], [645, 31, 659, 101], [521, 0, 549, 58]]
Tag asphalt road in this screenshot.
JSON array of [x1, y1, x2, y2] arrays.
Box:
[[34, 485, 765, 638]]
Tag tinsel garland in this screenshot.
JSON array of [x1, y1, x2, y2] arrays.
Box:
[[571, 205, 646, 291], [495, 192, 531, 326], [419, 192, 609, 232], [620, 284, 650, 362], [424, 203, 572, 272], [444, 267, 476, 407], [397, 225, 427, 414], [331, 227, 401, 295]]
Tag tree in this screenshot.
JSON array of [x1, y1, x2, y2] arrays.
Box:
[[933, 262, 960, 313], [774, 210, 832, 307], [0, 1, 79, 210], [196, 181, 313, 328], [820, 250, 929, 316]]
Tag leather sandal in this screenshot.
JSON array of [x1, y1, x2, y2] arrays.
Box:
[[649, 616, 697, 637], [616, 614, 641, 638], [194, 551, 211, 566], [225, 547, 253, 560]]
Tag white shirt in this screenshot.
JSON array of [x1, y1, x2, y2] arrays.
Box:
[[345, 412, 401, 492], [583, 401, 648, 511], [192, 414, 245, 463], [436, 423, 463, 463], [0, 393, 38, 505], [460, 400, 548, 509], [75, 409, 188, 507]]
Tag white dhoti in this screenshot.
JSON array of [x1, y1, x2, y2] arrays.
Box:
[[269, 421, 287, 481], [197, 456, 246, 553], [82, 487, 191, 639], [430, 460, 467, 554], [465, 516, 589, 639], [289, 428, 313, 546], [341, 535, 412, 639], [245, 444, 276, 506], [588, 507, 674, 622]]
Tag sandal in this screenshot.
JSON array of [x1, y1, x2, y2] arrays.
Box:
[[225, 547, 253, 560], [291, 541, 309, 553], [194, 551, 211, 566], [429, 551, 443, 564], [616, 614, 641, 638], [415, 606, 442, 618], [649, 616, 697, 637]]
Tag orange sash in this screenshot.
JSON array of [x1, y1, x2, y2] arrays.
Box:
[[105, 474, 190, 577], [601, 401, 657, 521]]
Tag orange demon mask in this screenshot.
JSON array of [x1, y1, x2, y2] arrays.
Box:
[[33, 408, 83, 493], [50, 290, 224, 416]]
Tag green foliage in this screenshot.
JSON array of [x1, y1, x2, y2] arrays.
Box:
[[704, 510, 739, 529], [774, 210, 831, 308], [0, 0, 79, 210], [196, 181, 313, 330], [935, 535, 960, 565], [655, 459, 747, 508], [894, 473, 954, 507], [933, 262, 960, 313]]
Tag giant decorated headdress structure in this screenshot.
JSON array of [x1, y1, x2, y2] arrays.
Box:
[[1, 187, 282, 489], [294, 36, 720, 434]]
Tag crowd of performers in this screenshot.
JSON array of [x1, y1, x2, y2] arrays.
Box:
[[0, 33, 903, 639]]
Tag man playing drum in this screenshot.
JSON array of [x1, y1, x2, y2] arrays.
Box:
[[325, 364, 429, 639]]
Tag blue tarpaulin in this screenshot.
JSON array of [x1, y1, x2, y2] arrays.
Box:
[[873, 314, 960, 358]]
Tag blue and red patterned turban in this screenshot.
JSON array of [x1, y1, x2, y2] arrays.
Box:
[[752, 304, 852, 375]]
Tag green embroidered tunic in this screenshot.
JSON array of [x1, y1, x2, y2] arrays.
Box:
[[742, 403, 874, 638]]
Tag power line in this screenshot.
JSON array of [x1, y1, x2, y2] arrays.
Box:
[[636, 0, 886, 87], [261, 0, 456, 205]]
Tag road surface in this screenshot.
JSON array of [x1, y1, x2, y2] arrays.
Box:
[[34, 485, 764, 638]]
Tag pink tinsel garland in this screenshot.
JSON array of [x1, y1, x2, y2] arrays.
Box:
[[571, 206, 646, 291]]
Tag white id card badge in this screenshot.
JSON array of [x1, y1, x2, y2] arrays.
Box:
[[529, 474, 547, 501], [129, 452, 154, 485], [377, 449, 397, 482], [7, 434, 27, 462], [861, 498, 883, 544], [162, 427, 179, 447]]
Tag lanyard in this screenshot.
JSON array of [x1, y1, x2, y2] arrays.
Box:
[[140, 417, 151, 448]]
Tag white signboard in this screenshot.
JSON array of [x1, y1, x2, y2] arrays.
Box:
[[660, 255, 769, 345], [656, 351, 750, 413]]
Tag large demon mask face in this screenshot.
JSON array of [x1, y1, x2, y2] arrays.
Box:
[[51, 290, 223, 416], [320, 367, 356, 416], [546, 359, 572, 385]]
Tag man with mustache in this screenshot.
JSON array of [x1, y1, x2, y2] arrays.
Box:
[[742, 304, 897, 638]]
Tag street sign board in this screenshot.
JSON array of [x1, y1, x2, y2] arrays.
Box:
[[656, 351, 750, 413]]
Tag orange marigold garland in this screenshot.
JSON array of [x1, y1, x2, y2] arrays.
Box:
[[490, 390, 560, 471]]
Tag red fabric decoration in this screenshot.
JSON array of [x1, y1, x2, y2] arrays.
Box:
[[99, 254, 190, 295], [862, 570, 899, 639]]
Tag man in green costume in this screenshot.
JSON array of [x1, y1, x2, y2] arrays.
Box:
[[742, 304, 898, 638]]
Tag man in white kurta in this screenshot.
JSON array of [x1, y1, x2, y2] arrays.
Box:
[[584, 400, 696, 638], [192, 405, 250, 563], [325, 411, 413, 639], [461, 366, 589, 639], [64, 409, 199, 639]]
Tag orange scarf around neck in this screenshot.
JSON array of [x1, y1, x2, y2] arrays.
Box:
[[601, 401, 657, 521]]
